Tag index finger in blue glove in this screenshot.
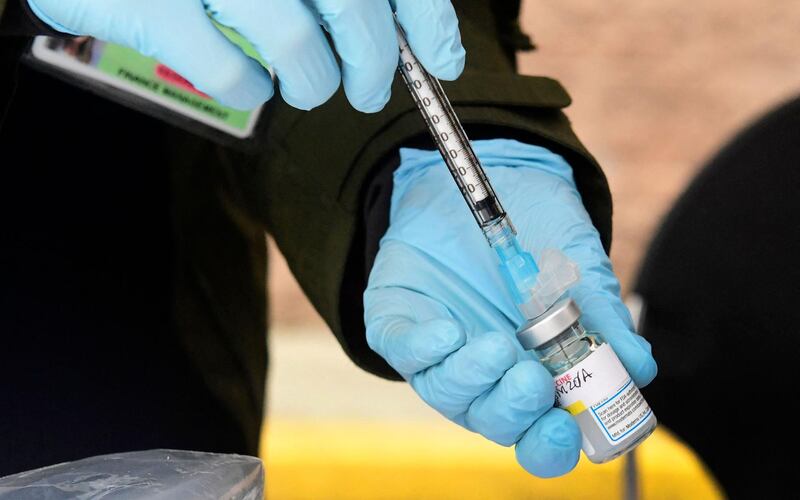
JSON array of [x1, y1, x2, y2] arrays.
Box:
[[310, 0, 398, 113], [365, 287, 466, 377], [558, 229, 658, 387], [206, 0, 340, 111], [393, 0, 465, 80], [573, 288, 658, 388], [28, 0, 273, 110]]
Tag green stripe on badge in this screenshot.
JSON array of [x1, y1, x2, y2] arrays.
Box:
[[210, 19, 270, 70]]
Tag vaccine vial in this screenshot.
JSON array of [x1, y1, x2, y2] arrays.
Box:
[[516, 299, 657, 463]]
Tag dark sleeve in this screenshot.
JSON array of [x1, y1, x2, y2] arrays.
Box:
[[0, 0, 64, 36], [233, 0, 613, 380], [1, 0, 65, 124]]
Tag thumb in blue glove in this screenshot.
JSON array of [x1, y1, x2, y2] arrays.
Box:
[[365, 139, 657, 477], [27, 0, 466, 112]]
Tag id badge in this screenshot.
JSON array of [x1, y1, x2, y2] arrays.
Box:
[[25, 30, 270, 150]]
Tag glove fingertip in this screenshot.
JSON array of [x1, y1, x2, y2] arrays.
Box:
[[210, 60, 274, 111], [614, 334, 658, 387], [631, 349, 658, 388], [279, 75, 340, 111], [505, 360, 556, 408], [634, 333, 653, 355], [347, 85, 392, 114], [476, 331, 518, 370], [395, 0, 465, 81], [430, 47, 465, 81], [577, 295, 659, 387], [515, 409, 581, 478], [426, 318, 466, 353]]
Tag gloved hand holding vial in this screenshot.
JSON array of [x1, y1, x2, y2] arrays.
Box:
[[364, 24, 658, 477]]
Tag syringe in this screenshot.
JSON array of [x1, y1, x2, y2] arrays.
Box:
[[395, 21, 546, 316]]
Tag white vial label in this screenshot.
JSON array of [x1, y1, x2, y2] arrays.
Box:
[[554, 343, 653, 445]]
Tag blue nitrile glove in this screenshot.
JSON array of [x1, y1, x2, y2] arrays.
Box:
[[364, 139, 657, 477], [27, 0, 465, 111]]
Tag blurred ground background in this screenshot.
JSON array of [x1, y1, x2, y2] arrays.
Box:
[[263, 1, 800, 498]]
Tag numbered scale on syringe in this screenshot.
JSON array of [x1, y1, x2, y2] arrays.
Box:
[[396, 32, 504, 227]]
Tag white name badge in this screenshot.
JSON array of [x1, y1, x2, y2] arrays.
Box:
[[28, 35, 270, 147]]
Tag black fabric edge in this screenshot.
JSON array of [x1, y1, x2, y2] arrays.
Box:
[[0, 0, 66, 37]]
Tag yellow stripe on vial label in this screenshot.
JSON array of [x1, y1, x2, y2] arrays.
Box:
[[565, 400, 587, 415]]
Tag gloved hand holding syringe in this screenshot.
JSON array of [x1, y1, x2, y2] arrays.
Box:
[[393, 20, 657, 465]]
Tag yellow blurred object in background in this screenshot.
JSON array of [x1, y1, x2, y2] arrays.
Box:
[[261, 421, 722, 499]]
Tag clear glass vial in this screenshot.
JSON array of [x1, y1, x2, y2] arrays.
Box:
[[516, 299, 657, 463]]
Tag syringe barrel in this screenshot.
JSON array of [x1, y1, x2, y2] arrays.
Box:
[[395, 24, 506, 229]]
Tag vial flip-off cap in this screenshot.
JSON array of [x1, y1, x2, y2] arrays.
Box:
[[519, 249, 580, 320]]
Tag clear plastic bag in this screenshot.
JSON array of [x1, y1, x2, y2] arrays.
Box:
[[0, 449, 263, 499]]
